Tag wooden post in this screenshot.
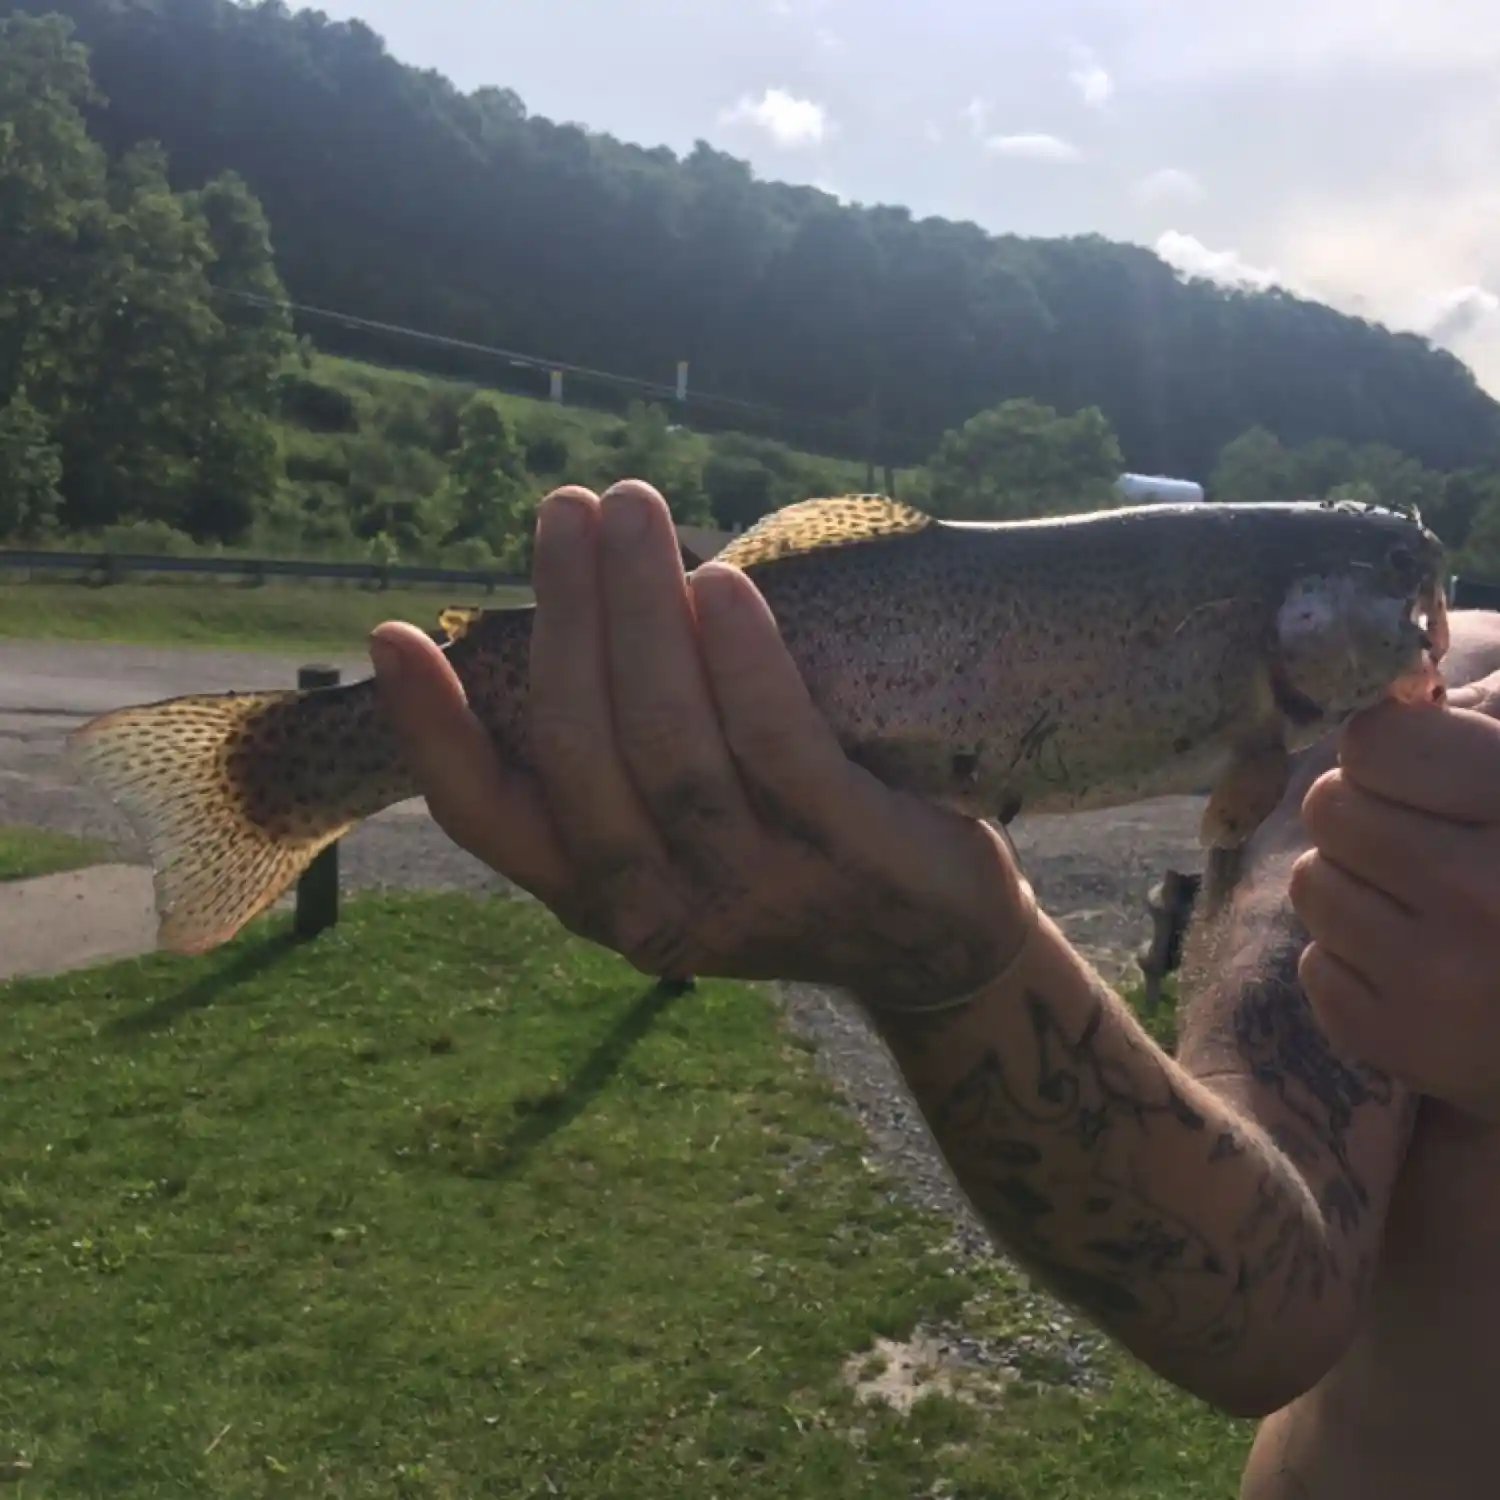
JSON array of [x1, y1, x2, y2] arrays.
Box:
[[294, 664, 341, 938], [1137, 868, 1201, 1006]]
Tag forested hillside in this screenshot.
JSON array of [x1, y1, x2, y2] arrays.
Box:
[[6, 0, 1500, 479], [6, 5, 1500, 579]]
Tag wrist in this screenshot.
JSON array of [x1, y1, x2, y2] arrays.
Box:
[[853, 860, 1042, 1017]]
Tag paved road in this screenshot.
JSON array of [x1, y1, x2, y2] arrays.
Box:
[[0, 640, 1207, 977], [0, 639, 508, 893]]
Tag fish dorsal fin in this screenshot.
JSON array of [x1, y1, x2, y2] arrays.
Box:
[[439, 606, 482, 642], [714, 494, 932, 571]]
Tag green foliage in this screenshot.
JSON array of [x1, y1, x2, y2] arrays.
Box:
[[0, 823, 110, 880], [921, 398, 1126, 520], [0, 388, 63, 537], [436, 392, 533, 565], [0, 11, 291, 545], [15, 0, 1500, 480]]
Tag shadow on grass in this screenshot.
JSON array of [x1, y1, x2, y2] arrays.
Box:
[[106, 928, 304, 1038], [455, 977, 689, 1184]]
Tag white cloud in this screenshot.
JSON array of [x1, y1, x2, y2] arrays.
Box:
[[1155, 230, 1288, 291], [922, 119, 944, 145], [1136, 167, 1204, 203], [813, 25, 842, 53], [961, 97, 989, 138], [1068, 53, 1113, 107], [984, 132, 1084, 163], [719, 88, 831, 148]]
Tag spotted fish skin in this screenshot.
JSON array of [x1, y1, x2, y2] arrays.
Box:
[[69, 495, 1448, 955]]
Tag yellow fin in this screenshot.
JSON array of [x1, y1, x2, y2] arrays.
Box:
[[715, 494, 932, 571], [439, 605, 483, 642], [68, 692, 362, 956], [1201, 738, 1291, 849]]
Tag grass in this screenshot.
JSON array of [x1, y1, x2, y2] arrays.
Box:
[[0, 826, 112, 882], [0, 581, 529, 653], [0, 894, 1251, 1498]]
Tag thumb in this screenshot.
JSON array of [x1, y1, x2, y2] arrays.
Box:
[[1444, 666, 1500, 717], [369, 620, 569, 898]]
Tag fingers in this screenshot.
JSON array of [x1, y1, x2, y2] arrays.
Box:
[[1297, 941, 1391, 1065], [1300, 768, 1471, 912], [1338, 692, 1500, 823], [368, 620, 570, 901], [1443, 666, 1500, 716], [690, 559, 1022, 924], [596, 482, 759, 879], [527, 486, 666, 877], [690, 561, 872, 849], [1289, 848, 1417, 990]]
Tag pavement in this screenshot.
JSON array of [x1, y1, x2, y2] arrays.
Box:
[[0, 863, 158, 983], [0, 640, 467, 985]]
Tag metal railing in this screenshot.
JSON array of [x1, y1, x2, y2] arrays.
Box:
[[0, 548, 527, 593]]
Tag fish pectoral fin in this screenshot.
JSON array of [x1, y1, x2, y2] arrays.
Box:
[[715, 494, 931, 570], [1201, 736, 1291, 849]]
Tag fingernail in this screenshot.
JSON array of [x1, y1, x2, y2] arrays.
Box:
[[369, 635, 402, 685], [691, 564, 742, 619], [601, 488, 650, 543], [542, 491, 590, 540]]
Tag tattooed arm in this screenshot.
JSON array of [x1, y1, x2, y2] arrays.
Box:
[[861, 737, 1415, 1419]]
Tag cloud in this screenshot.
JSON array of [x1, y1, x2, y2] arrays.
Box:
[[1154, 230, 1288, 291], [719, 88, 831, 149], [960, 98, 989, 139], [1067, 49, 1113, 108], [1136, 168, 1204, 204], [983, 133, 1084, 164]]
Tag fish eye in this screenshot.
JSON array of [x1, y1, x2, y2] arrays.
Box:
[[1380, 542, 1423, 594]]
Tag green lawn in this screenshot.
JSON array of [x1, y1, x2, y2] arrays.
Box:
[[0, 581, 528, 653], [0, 894, 1250, 1497], [0, 826, 112, 882]]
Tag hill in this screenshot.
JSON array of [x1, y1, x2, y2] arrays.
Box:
[[6, 0, 1500, 480]]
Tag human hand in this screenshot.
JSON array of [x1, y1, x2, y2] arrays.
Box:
[[369, 480, 1033, 1010], [1290, 670, 1500, 1121]]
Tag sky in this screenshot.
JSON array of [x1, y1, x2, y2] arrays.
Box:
[[301, 0, 1500, 396]]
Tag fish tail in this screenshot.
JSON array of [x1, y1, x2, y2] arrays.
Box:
[[67, 677, 416, 956]]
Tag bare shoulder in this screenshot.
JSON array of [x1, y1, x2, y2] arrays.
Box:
[[1443, 608, 1500, 684]]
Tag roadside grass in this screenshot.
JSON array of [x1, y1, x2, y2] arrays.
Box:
[[0, 581, 528, 653], [0, 826, 113, 882], [0, 894, 1251, 1498]]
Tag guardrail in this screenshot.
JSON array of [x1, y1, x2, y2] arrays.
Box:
[[0, 548, 528, 592]]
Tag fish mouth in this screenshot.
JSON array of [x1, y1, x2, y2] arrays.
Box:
[[1411, 576, 1450, 665]]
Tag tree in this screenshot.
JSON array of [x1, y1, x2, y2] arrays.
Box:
[[922, 399, 1124, 520], [1209, 427, 1297, 503], [11, 0, 1499, 478], [0, 389, 63, 538], [0, 10, 291, 543], [438, 393, 533, 562]]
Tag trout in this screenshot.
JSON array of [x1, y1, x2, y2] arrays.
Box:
[[68, 494, 1450, 957]]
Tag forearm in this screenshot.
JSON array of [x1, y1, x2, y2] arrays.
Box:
[[862, 903, 1355, 1418]]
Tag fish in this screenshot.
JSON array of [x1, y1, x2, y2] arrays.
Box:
[[67, 494, 1450, 958]]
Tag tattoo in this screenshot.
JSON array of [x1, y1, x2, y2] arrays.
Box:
[[1184, 896, 1395, 1254], [926, 983, 1253, 1356]]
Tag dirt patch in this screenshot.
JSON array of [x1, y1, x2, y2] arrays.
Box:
[[842, 1328, 1016, 1414]]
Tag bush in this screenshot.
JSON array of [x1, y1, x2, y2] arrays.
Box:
[[275, 373, 360, 434]]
